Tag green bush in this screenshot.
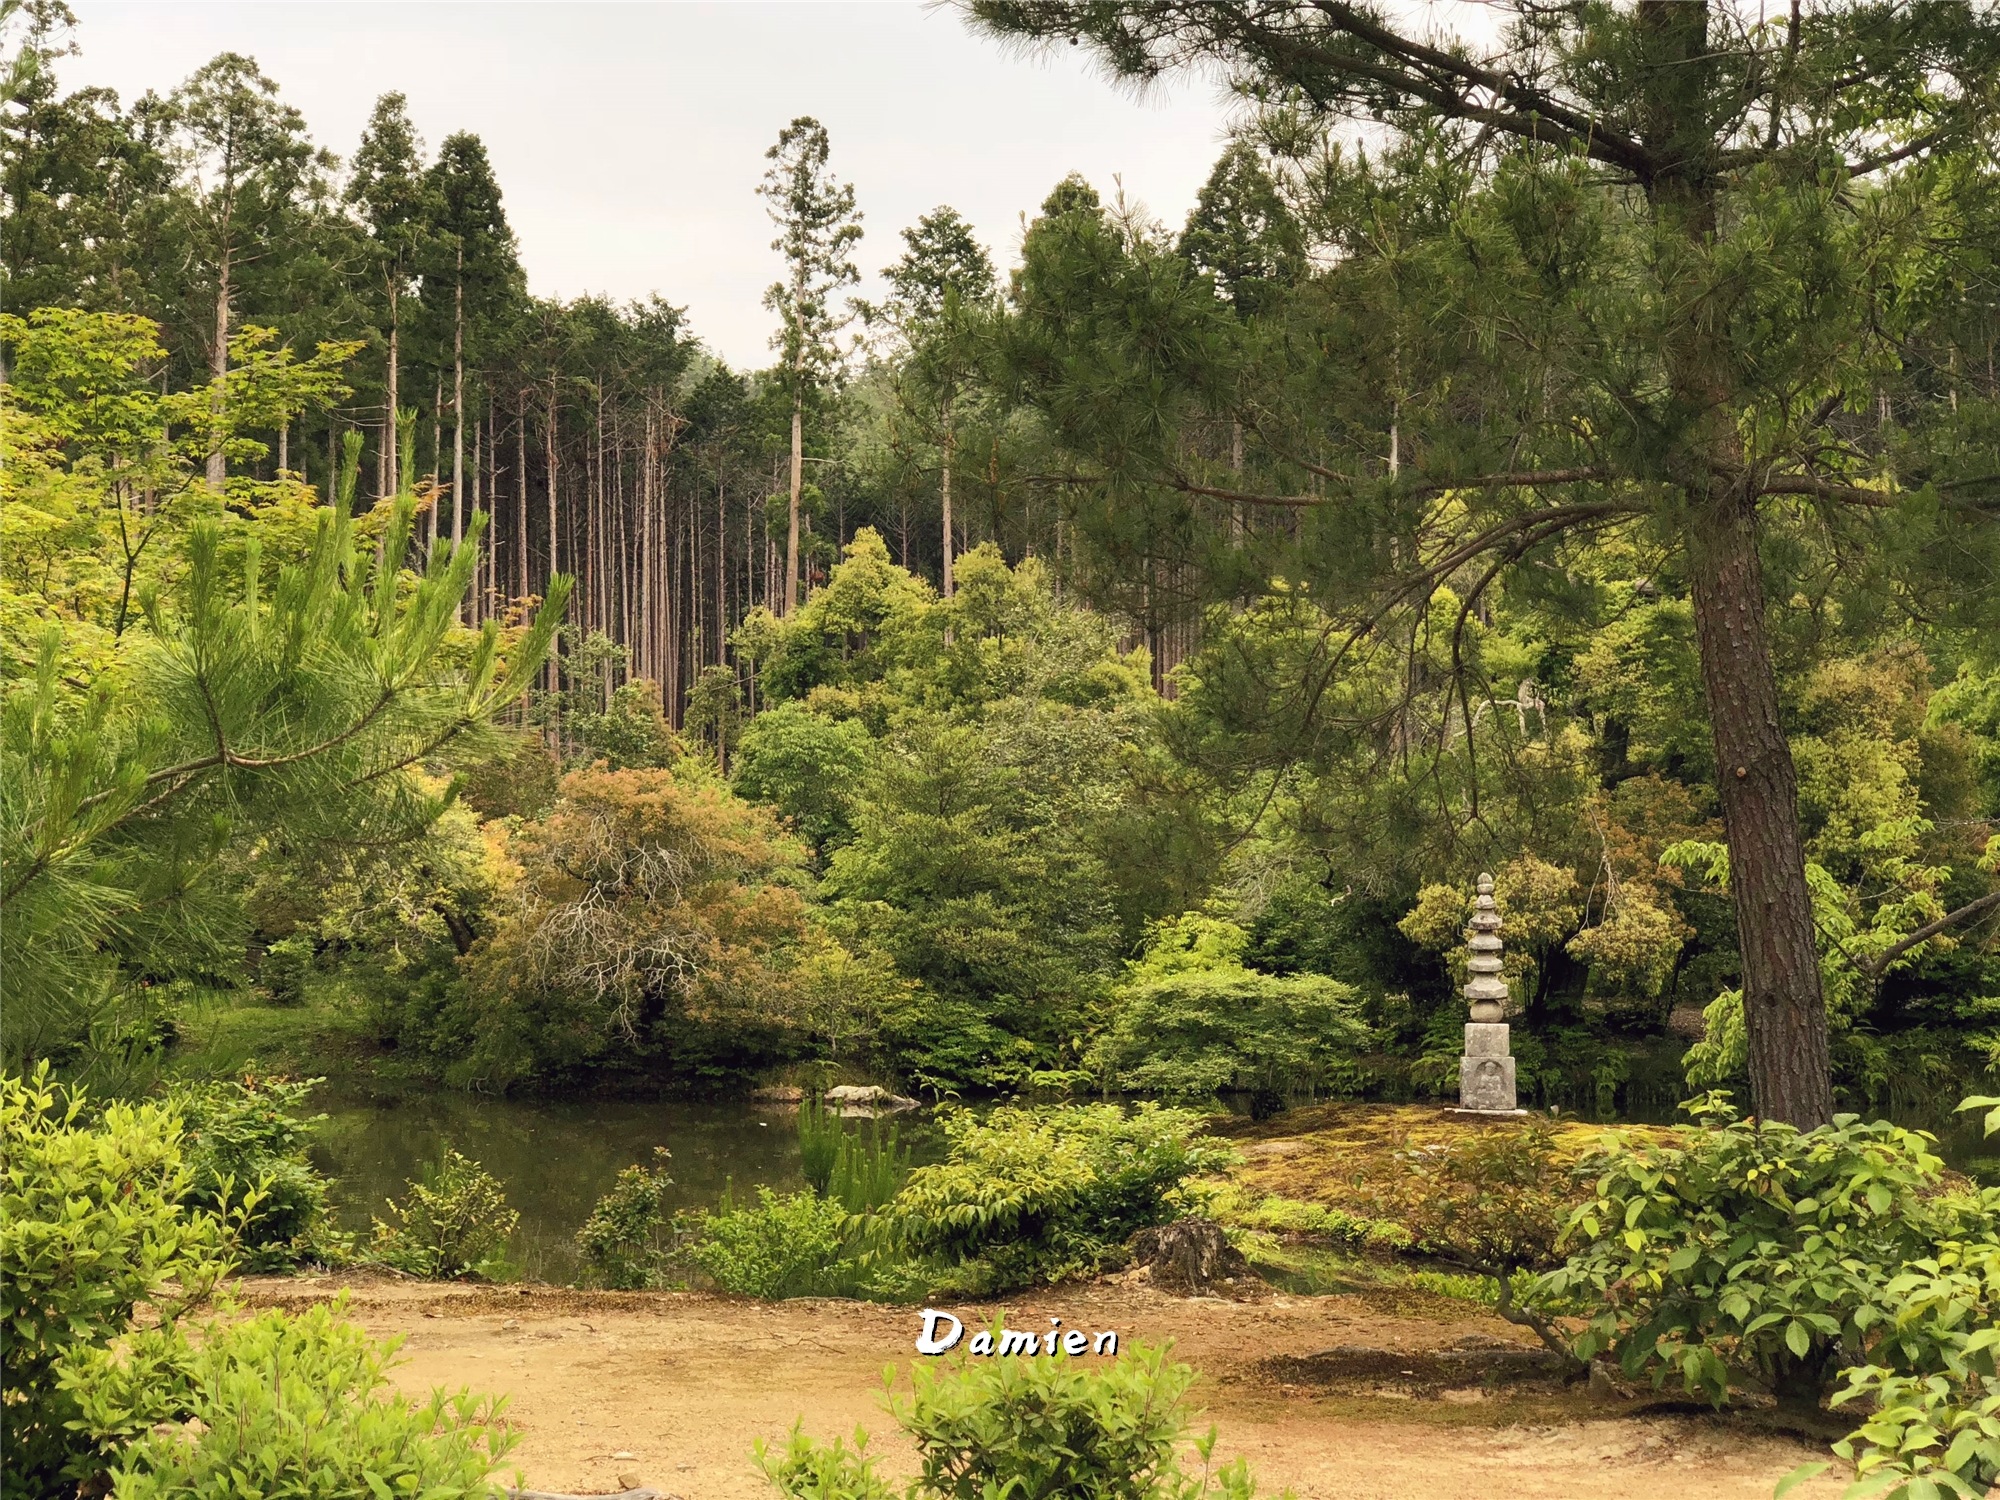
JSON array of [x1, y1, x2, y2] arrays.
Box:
[[575, 1148, 676, 1290], [0, 1065, 232, 1494], [1093, 969, 1369, 1119], [887, 1105, 1236, 1293], [1540, 1094, 2000, 1411], [758, 1341, 1274, 1500], [258, 935, 317, 1005], [685, 1185, 859, 1298], [168, 1070, 340, 1269], [60, 1299, 518, 1499], [370, 1148, 521, 1280]]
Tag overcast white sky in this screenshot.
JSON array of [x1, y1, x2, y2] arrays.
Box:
[[60, 2, 1248, 368]]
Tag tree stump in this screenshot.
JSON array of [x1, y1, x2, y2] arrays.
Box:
[[1128, 1217, 1247, 1293]]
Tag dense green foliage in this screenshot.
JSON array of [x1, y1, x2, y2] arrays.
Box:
[[368, 1147, 520, 1279], [0, 1066, 231, 1493], [573, 1147, 677, 1291], [167, 1070, 339, 1268], [60, 1301, 519, 1500], [1542, 1096, 2000, 1495], [0, 1065, 514, 1497], [759, 1342, 1272, 1500], [886, 1105, 1234, 1294]]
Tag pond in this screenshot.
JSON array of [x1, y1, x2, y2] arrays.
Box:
[[307, 1086, 1995, 1286], [310, 1089, 940, 1284]]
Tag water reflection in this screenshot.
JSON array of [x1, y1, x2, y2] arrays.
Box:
[[309, 1089, 939, 1283]]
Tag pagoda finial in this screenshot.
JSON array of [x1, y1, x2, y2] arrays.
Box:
[[1463, 872, 1506, 1023]]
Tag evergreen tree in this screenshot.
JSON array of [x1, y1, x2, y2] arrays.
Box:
[[967, 0, 2000, 1125], [880, 205, 996, 597], [758, 116, 862, 616], [347, 91, 432, 501], [163, 52, 320, 490]]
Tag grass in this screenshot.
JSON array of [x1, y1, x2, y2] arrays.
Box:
[[164, 978, 395, 1086]]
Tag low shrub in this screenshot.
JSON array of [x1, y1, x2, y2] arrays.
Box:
[[575, 1148, 676, 1290], [259, 935, 317, 1006], [684, 1185, 859, 1298], [1093, 969, 1370, 1119], [758, 1340, 1276, 1500], [886, 1104, 1236, 1294], [1793, 1096, 2000, 1500], [167, 1070, 341, 1269], [1363, 1120, 1574, 1276], [60, 1299, 519, 1499], [1540, 1093, 2000, 1424], [370, 1147, 521, 1280], [0, 1065, 231, 1494]]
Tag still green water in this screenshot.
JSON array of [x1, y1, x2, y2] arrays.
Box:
[[310, 1090, 938, 1283]]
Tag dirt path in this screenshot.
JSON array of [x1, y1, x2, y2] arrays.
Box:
[[242, 1276, 1848, 1500]]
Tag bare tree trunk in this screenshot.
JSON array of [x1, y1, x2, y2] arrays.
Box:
[[516, 391, 529, 606], [717, 465, 727, 667], [545, 379, 560, 710], [941, 390, 955, 598], [429, 371, 443, 553], [785, 387, 803, 615], [452, 253, 465, 573], [384, 284, 401, 501], [206, 253, 230, 492]]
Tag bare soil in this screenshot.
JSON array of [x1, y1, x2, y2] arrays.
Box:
[[240, 1273, 1849, 1500]]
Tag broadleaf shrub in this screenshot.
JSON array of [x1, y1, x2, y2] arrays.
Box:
[[886, 1104, 1236, 1294], [370, 1147, 521, 1279], [168, 1070, 340, 1269], [575, 1148, 676, 1290], [759, 1341, 1277, 1500], [1538, 1093, 2000, 1418], [0, 1064, 231, 1494], [60, 1298, 519, 1500], [684, 1185, 859, 1298]]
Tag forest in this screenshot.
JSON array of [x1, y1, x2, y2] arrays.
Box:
[[5, 0, 2000, 1495], [6, 0, 1998, 1125]]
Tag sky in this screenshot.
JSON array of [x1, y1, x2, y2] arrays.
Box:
[[60, 2, 1246, 369]]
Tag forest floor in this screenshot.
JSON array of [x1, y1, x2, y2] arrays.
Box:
[[237, 1272, 1852, 1500]]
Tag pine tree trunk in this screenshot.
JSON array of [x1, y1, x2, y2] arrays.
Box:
[[717, 466, 727, 667], [786, 388, 803, 616], [206, 253, 230, 492], [1685, 490, 1832, 1127], [1638, 0, 1832, 1125]]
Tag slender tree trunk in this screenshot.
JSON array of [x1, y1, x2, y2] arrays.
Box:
[[516, 391, 529, 606], [717, 465, 727, 667], [429, 371, 443, 552], [545, 379, 560, 708], [385, 284, 401, 501], [941, 390, 955, 598], [470, 410, 481, 622], [785, 386, 803, 615], [206, 250, 230, 492], [452, 252, 465, 566]]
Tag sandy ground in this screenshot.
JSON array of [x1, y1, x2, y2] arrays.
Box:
[[238, 1274, 1854, 1500]]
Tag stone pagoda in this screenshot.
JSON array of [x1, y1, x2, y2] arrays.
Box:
[[1457, 873, 1524, 1114]]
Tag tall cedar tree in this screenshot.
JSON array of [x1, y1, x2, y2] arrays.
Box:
[[758, 116, 862, 616], [347, 92, 432, 501], [965, 0, 2000, 1126], [163, 53, 316, 490], [424, 131, 520, 565], [880, 206, 997, 598]]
